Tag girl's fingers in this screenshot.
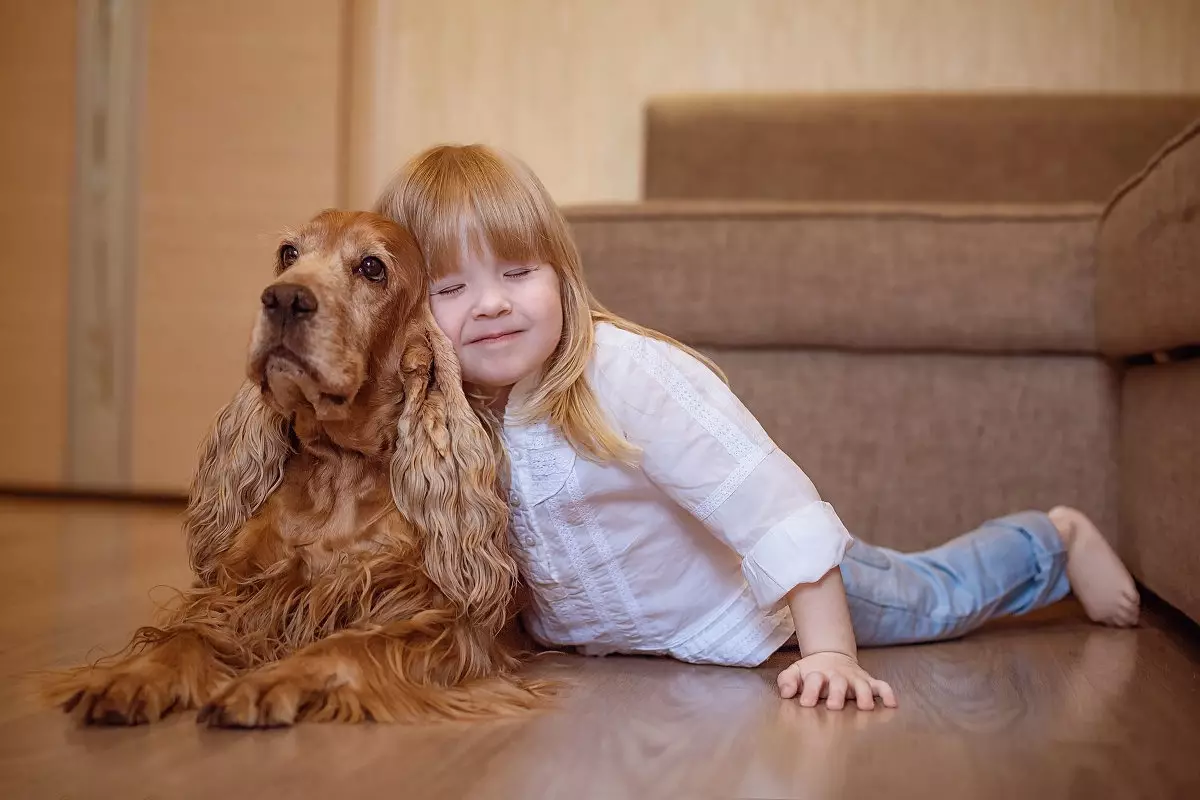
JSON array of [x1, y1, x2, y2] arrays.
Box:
[[872, 679, 898, 708], [826, 674, 849, 710], [799, 671, 825, 707], [786, 664, 898, 711], [852, 678, 875, 710], [777, 664, 802, 699]]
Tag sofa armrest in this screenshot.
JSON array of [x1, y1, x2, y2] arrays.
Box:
[[1119, 361, 1200, 625], [1096, 117, 1200, 358]]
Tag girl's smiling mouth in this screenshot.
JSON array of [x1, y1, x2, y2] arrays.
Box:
[[468, 330, 524, 345]]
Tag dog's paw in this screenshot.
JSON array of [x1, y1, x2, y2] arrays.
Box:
[[45, 659, 221, 726], [199, 658, 369, 729], [42, 629, 234, 726]]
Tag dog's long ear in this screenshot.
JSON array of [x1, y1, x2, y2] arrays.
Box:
[[391, 312, 517, 635], [183, 380, 292, 585]]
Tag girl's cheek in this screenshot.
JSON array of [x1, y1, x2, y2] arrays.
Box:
[[428, 303, 457, 340]]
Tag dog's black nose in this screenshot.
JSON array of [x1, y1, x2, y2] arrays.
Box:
[[261, 283, 318, 323]]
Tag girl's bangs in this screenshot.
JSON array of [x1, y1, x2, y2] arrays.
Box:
[[423, 160, 555, 279]]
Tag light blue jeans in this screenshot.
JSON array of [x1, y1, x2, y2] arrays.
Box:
[[840, 510, 1070, 646]]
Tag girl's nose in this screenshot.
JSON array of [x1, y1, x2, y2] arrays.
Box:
[[472, 285, 512, 318]]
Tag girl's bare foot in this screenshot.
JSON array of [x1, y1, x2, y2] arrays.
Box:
[[1049, 506, 1140, 627]]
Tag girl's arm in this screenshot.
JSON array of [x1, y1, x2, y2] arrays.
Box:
[[591, 329, 895, 709], [780, 567, 897, 709]]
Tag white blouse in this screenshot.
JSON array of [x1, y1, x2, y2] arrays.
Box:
[[501, 323, 854, 667]]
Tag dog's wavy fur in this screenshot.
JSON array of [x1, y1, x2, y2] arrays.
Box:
[[42, 210, 549, 727]]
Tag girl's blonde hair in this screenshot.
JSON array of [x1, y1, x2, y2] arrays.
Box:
[[373, 144, 726, 465]]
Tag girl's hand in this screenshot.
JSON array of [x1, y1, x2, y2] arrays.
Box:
[[777, 651, 897, 710]]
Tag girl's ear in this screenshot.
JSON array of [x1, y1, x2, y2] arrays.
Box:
[[184, 380, 292, 585], [390, 311, 517, 634]]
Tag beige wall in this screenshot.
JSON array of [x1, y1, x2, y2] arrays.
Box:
[[347, 0, 1200, 207], [0, 0, 345, 494], [3, 0, 1200, 495], [130, 0, 346, 493], [0, 1, 75, 487]]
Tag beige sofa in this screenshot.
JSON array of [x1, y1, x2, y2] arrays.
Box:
[[563, 94, 1200, 624]]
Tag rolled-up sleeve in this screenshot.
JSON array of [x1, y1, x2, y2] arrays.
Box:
[[590, 328, 854, 609]]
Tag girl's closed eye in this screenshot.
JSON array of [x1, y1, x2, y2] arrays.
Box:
[[504, 267, 534, 279], [431, 283, 465, 297]]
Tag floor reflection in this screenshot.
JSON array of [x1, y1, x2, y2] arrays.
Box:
[[0, 498, 1193, 800]]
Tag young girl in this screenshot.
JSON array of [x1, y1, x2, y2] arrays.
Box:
[[374, 144, 1141, 711]]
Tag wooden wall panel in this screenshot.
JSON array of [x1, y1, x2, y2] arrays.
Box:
[[0, 1, 75, 487], [348, 0, 1200, 207], [129, 0, 345, 493], [66, 0, 144, 491]]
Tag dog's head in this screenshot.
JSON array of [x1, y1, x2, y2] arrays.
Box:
[[248, 209, 423, 423], [183, 209, 515, 633]]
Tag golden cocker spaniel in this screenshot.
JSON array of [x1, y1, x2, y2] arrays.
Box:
[[44, 210, 547, 727]]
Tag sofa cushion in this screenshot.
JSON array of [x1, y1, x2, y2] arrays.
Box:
[[644, 93, 1200, 204], [1119, 360, 1200, 624], [567, 202, 1101, 353], [1096, 117, 1200, 357], [706, 349, 1118, 552]]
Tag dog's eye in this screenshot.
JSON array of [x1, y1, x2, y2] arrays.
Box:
[[357, 256, 387, 283], [279, 244, 299, 270]]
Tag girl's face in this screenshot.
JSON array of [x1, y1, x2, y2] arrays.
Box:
[[428, 248, 563, 397]]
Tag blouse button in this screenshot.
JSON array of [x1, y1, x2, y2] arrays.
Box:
[[522, 535, 537, 547], [509, 490, 521, 507]]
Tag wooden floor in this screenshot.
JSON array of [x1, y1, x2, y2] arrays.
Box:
[[1, 498, 1198, 799]]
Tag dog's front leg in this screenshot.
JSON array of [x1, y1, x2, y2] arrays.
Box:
[[199, 611, 550, 728]]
